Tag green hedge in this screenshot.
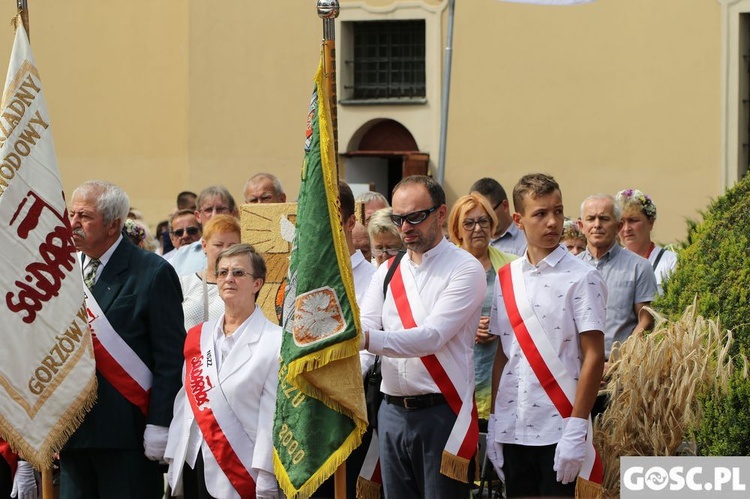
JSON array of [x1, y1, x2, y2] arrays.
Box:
[[655, 173, 750, 455]]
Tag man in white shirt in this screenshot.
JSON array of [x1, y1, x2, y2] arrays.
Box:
[[360, 175, 486, 499], [487, 173, 606, 498]]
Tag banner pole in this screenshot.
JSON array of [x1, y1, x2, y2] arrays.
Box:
[[316, 6, 347, 499], [15, 7, 51, 498], [16, 0, 29, 39], [317, 0, 340, 177]]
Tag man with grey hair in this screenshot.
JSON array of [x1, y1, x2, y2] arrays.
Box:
[[244, 173, 287, 204], [578, 194, 656, 360], [169, 185, 239, 276], [355, 191, 389, 227], [63, 180, 185, 498]]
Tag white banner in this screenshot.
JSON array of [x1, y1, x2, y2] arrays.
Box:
[[0, 19, 96, 469]]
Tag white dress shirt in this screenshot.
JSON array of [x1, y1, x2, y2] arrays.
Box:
[[490, 246, 607, 445], [80, 234, 123, 286], [360, 237, 486, 396], [351, 249, 378, 376]]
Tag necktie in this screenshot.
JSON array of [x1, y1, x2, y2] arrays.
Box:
[[84, 258, 101, 289]]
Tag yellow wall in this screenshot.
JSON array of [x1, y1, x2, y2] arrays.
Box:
[[444, 0, 721, 244], [0, 0, 723, 244]]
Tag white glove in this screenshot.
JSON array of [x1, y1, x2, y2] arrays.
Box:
[[255, 469, 280, 499], [485, 414, 505, 481], [11, 461, 39, 499], [553, 417, 588, 484], [143, 424, 170, 462]]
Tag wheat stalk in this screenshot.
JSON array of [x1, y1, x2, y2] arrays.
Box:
[[594, 300, 742, 496]]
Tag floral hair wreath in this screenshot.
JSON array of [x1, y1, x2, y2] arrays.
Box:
[[122, 218, 146, 244], [616, 188, 657, 220], [562, 218, 585, 240]]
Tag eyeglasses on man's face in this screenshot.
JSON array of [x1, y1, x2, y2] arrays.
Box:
[[462, 217, 491, 231], [200, 205, 231, 216], [372, 247, 402, 257], [215, 268, 254, 280], [171, 226, 201, 238], [390, 205, 439, 227]]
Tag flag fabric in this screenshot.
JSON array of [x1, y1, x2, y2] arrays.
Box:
[[0, 19, 97, 469], [501, 0, 595, 5], [273, 54, 367, 498]]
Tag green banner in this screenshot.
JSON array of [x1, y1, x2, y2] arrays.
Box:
[[273, 56, 367, 499]]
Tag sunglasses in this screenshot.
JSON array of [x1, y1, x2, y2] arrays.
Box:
[[171, 226, 201, 238], [390, 205, 439, 227]]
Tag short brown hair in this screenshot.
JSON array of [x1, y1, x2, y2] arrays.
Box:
[[512, 173, 561, 214]]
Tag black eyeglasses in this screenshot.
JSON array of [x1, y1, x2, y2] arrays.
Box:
[[215, 268, 255, 280], [171, 226, 201, 237], [390, 205, 440, 227], [462, 217, 491, 231]]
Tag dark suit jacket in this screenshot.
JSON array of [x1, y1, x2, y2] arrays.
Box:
[[66, 238, 186, 450]]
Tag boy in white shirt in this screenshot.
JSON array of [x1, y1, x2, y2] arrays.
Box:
[[487, 173, 607, 498]]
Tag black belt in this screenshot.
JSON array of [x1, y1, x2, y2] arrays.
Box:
[[384, 393, 446, 410]]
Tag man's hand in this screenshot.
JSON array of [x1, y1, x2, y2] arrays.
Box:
[[553, 417, 588, 484], [485, 414, 505, 481], [11, 461, 39, 499], [143, 424, 170, 462]]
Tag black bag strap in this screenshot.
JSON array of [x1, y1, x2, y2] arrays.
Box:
[[382, 250, 407, 298], [652, 248, 666, 271]]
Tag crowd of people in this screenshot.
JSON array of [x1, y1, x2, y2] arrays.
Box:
[[1, 171, 678, 499]]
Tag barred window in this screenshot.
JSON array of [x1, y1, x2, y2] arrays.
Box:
[[348, 20, 426, 100]]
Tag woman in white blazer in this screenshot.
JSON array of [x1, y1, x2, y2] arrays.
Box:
[[165, 244, 283, 499]]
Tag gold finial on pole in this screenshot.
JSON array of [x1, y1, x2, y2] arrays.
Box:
[[317, 0, 340, 176]]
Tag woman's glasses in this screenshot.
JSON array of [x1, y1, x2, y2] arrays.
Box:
[[461, 217, 491, 231]]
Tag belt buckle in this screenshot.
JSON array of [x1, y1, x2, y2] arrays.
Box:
[[403, 396, 419, 410]]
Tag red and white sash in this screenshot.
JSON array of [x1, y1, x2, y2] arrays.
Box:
[[84, 288, 152, 415], [184, 323, 257, 498], [498, 260, 603, 486], [388, 262, 478, 482], [357, 430, 382, 499]]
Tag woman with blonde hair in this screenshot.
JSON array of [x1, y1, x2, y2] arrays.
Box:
[[447, 193, 516, 422], [180, 215, 241, 331], [367, 207, 404, 267], [615, 188, 677, 294]]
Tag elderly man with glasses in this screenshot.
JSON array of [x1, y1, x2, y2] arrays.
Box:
[[169, 186, 239, 276], [359, 175, 486, 499]]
